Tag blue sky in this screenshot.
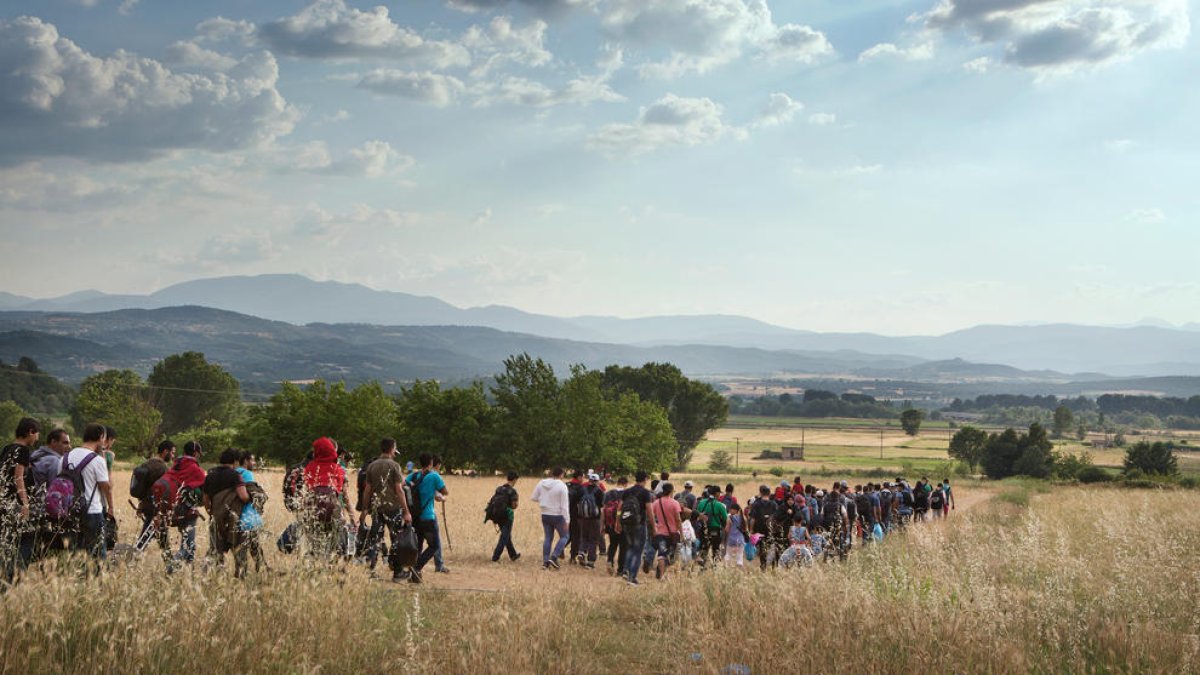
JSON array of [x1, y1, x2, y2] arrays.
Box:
[[0, 0, 1195, 335]]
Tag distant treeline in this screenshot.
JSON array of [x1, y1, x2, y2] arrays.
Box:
[[0, 358, 75, 413], [728, 390, 897, 419], [947, 393, 1200, 431]]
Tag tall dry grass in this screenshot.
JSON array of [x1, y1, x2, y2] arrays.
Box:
[[1, 473, 1197, 674]]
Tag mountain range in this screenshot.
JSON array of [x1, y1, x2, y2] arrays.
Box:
[[2, 273, 1200, 379]]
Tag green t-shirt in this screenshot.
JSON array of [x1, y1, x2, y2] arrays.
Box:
[[696, 497, 728, 530]]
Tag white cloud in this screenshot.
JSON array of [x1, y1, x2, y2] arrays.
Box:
[[197, 229, 279, 266], [473, 73, 625, 107], [196, 17, 257, 45], [587, 93, 745, 156], [923, 0, 1191, 75], [282, 140, 414, 177], [962, 56, 993, 73], [257, 0, 470, 68], [165, 40, 239, 71], [751, 92, 802, 129], [462, 16, 553, 77], [602, 0, 832, 77], [323, 109, 352, 123], [1126, 207, 1166, 224], [446, 0, 594, 14], [858, 42, 935, 62], [0, 17, 297, 166], [357, 70, 467, 106], [807, 112, 837, 126]]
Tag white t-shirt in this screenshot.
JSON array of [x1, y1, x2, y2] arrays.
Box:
[[65, 448, 109, 514]]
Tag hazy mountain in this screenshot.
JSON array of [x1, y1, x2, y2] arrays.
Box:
[[11, 274, 1200, 375]]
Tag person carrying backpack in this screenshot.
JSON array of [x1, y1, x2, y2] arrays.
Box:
[[575, 473, 604, 568], [566, 470, 585, 563], [405, 453, 448, 581], [1, 417, 40, 581], [131, 440, 174, 554], [486, 471, 521, 563], [617, 471, 654, 585], [650, 482, 683, 580], [695, 486, 729, 568], [747, 485, 777, 569], [302, 437, 353, 560], [602, 476, 626, 575], [201, 448, 250, 571], [361, 438, 417, 582], [56, 424, 112, 569], [155, 440, 206, 567], [929, 481, 946, 519], [234, 450, 268, 574]]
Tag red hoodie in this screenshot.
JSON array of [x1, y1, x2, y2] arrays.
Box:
[[304, 437, 345, 493], [165, 456, 206, 489]]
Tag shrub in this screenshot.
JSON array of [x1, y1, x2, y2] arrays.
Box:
[[757, 449, 782, 460], [708, 449, 733, 472], [1076, 466, 1112, 484], [768, 467, 784, 477]]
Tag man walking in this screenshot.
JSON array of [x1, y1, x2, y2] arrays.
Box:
[[531, 467, 570, 570], [65, 424, 112, 568], [406, 453, 447, 582], [1, 417, 40, 581], [619, 471, 654, 585], [488, 471, 521, 563], [576, 472, 604, 568], [361, 438, 415, 583]]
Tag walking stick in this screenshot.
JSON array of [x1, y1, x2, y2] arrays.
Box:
[[441, 499, 453, 551]]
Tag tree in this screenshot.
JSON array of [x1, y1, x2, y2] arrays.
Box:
[[900, 409, 924, 436], [981, 428, 1022, 479], [70, 370, 162, 456], [949, 426, 988, 473], [1123, 441, 1178, 476], [1013, 423, 1054, 478], [148, 352, 241, 435], [492, 354, 564, 472], [708, 448, 733, 472], [1076, 424, 1087, 441], [396, 380, 494, 470], [599, 363, 727, 470], [1052, 405, 1074, 439], [0, 400, 27, 440]]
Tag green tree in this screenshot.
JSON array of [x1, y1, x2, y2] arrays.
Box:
[[606, 391, 676, 474], [981, 428, 1022, 479], [1013, 423, 1054, 478], [491, 354, 564, 471], [1052, 405, 1074, 439], [708, 448, 733, 472], [900, 409, 924, 436], [148, 351, 241, 435], [600, 362, 728, 470], [948, 426, 988, 473], [0, 400, 27, 440], [396, 380, 494, 470], [1076, 424, 1087, 441], [1123, 441, 1178, 476], [70, 370, 162, 457]]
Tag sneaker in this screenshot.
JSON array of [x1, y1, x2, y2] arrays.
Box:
[[655, 564, 663, 580], [435, 567, 450, 574], [510, 553, 521, 562], [547, 558, 561, 570], [492, 557, 500, 563], [408, 570, 422, 584], [576, 554, 586, 565], [391, 572, 408, 583], [583, 562, 595, 570], [606, 561, 614, 575], [627, 579, 640, 586]]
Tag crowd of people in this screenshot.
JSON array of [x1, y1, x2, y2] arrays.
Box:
[[0, 418, 956, 588], [515, 468, 955, 585]]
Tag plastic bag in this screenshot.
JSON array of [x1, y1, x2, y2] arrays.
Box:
[[744, 540, 758, 562], [239, 502, 264, 532], [391, 524, 419, 568]]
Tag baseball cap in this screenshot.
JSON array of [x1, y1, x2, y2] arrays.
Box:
[[683, 480, 694, 488], [588, 472, 600, 481]]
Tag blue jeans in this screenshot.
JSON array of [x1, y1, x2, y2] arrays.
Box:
[[493, 519, 517, 561], [541, 515, 569, 563], [623, 524, 647, 583], [175, 521, 197, 563], [414, 518, 440, 572]]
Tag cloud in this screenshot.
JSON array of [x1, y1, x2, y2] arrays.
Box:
[[602, 0, 832, 77], [472, 73, 625, 107], [0, 16, 297, 166], [257, 0, 470, 68], [1126, 207, 1166, 224], [294, 203, 418, 245], [807, 112, 837, 126], [197, 229, 279, 266], [357, 70, 467, 106], [165, 40, 240, 71], [587, 93, 745, 156], [962, 55, 993, 73], [751, 92, 802, 129], [461, 16, 552, 76], [923, 0, 1190, 74], [445, 0, 594, 14], [196, 17, 257, 45], [858, 41, 935, 62], [283, 140, 415, 177]]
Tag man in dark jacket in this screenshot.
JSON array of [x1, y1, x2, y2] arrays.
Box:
[[134, 440, 174, 553]]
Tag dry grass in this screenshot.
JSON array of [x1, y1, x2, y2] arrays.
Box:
[[2, 472, 1198, 674]]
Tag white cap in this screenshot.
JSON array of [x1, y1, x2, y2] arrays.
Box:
[[588, 472, 600, 481]]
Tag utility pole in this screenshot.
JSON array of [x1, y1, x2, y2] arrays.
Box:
[[734, 437, 742, 469]]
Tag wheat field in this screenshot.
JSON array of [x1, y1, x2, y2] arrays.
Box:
[[1, 470, 1197, 674]]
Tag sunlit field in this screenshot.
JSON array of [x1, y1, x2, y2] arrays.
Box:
[[2, 467, 1197, 673]]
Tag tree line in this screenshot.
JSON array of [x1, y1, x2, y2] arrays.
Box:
[[728, 390, 898, 419], [10, 351, 727, 473]]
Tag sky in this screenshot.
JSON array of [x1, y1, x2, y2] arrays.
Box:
[[0, 0, 1196, 336]]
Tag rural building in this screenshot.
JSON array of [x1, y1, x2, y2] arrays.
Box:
[[782, 446, 805, 460]]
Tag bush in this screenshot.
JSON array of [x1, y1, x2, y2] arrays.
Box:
[[768, 467, 784, 477], [1076, 466, 1112, 483], [708, 449, 733, 472], [1179, 476, 1198, 489], [757, 449, 782, 460]]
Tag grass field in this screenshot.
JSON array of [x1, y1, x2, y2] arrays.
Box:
[[2, 468, 1197, 673]]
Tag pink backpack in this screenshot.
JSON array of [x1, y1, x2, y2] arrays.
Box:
[[45, 452, 99, 522]]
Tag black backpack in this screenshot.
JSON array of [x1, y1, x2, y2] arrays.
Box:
[[930, 489, 944, 509], [578, 486, 601, 519], [855, 494, 872, 523], [567, 481, 583, 515], [619, 488, 644, 529], [130, 461, 154, 501], [485, 486, 511, 524]]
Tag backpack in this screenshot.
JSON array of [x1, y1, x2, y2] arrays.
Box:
[[697, 497, 726, 530], [567, 481, 583, 515], [152, 474, 200, 527], [578, 486, 601, 520], [355, 461, 373, 512], [408, 471, 428, 519], [619, 489, 645, 529], [306, 485, 341, 524], [485, 486, 511, 525], [283, 462, 307, 512], [44, 452, 99, 523], [602, 492, 621, 531], [855, 494, 872, 523], [130, 461, 154, 501], [930, 489, 944, 509]]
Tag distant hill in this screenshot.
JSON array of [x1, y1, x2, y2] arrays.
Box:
[[11, 274, 1200, 375], [0, 307, 1057, 387], [0, 355, 75, 413]]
